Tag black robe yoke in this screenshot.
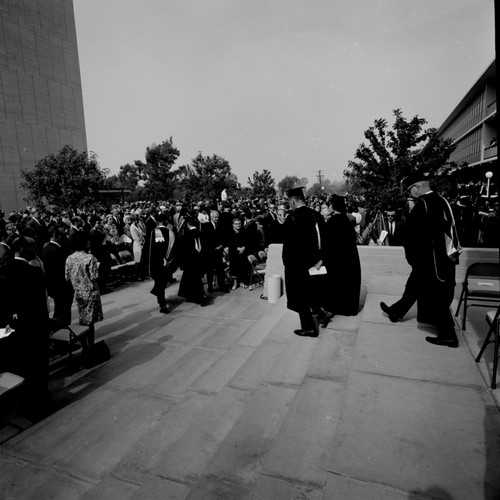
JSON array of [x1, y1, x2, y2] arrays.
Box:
[[282, 205, 323, 313]]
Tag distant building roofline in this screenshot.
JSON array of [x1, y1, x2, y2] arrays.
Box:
[[437, 59, 496, 135]]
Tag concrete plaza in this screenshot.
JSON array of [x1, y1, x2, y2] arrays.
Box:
[[1, 250, 499, 499]]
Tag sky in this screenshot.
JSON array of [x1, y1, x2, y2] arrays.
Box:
[[73, 0, 495, 189]]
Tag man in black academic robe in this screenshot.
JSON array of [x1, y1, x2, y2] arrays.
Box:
[[380, 173, 459, 347], [178, 217, 207, 305], [282, 188, 325, 337]]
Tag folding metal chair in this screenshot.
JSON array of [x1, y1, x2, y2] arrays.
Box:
[[49, 318, 90, 363], [475, 304, 500, 389], [455, 262, 500, 330], [247, 254, 266, 291]]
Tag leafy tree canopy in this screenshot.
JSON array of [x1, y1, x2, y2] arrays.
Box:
[[248, 169, 276, 198], [277, 175, 300, 195], [306, 179, 348, 197], [117, 162, 141, 191], [141, 137, 180, 200], [178, 152, 238, 202], [20, 145, 107, 211], [344, 109, 456, 211]]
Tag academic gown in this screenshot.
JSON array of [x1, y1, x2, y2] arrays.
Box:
[[322, 212, 361, 316], [178, 227, 205, 302], [282, 205, 324, 313], [405, 191, 457, 331]]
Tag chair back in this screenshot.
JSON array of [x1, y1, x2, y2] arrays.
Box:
[[465, 262, 499, 281], [248, 254, 258, 268], [119, 250, 134, 263]]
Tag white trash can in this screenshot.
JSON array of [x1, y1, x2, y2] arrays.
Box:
[[268, 274, 283, 304]]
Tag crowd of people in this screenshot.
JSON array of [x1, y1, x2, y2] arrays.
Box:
[[0, 177, 497, 417], [0, 195, 293, 417]]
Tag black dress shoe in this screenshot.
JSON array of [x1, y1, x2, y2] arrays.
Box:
[[320, 315, 332, 328], [380, 302, 400, 323], [294, 329, 319, 338], [313, 308, 327, 320], [159, 307, 169, 314], [425, 337, 458, 348]]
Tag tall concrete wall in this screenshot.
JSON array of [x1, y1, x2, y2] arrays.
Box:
[[0, 0, 87, 213]]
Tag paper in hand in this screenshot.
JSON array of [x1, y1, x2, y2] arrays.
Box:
[[309, 265, 327, 276]]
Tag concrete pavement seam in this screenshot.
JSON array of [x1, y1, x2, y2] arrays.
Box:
[[351, 367, 487, 391], [325, 468, 431, 499]]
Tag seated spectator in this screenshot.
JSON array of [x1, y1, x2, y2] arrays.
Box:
[[225, 217, 251, 290]]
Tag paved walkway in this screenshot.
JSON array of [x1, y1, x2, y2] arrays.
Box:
[[1, 269, 499, 499]]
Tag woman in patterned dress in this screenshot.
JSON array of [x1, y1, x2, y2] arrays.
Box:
[[65, 231, 103, 344]]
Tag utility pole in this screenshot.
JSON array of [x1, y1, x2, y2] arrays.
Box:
[[317, 170, 324, 189], [317, 170, 324, 188]]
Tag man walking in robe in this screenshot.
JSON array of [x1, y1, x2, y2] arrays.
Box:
[[380, 172, 460, 347], [282, 187, 325, 337]]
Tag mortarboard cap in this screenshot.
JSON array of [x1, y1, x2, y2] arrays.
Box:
[[286, 187, 305, 198]]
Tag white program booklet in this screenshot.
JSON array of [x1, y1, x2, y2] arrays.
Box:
[[309, 266, 327, 276], [0, 326, 14, 339]]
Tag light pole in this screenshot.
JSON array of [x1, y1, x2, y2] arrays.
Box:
[[485, 171, 493, 198]]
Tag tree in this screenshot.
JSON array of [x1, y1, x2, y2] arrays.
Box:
[[141, 137, 180, 200], [247, 169, 276, 198], [178, 152, 238, 202], [305, 179, 347, 197], [117, 162, 141, 191], [20, 145, 107, 211], [277, 175, 300, 195], [344, 109, 456, 211]]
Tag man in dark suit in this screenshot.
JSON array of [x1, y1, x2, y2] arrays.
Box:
[[201, 210, 228, 293], [149, 213, 177, 313], [6, 236, 50, 418], [282, 187, 325, 337], [25, 207, 49, 256], [111, 207, 125, 236], [42, 222, 73, 324], [380, 173, 460, 347], [383, 210, 405, 246]]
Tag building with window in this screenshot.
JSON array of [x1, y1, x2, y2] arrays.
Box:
[[0, 0, 87, 213], [436, 59, 497, 189]]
